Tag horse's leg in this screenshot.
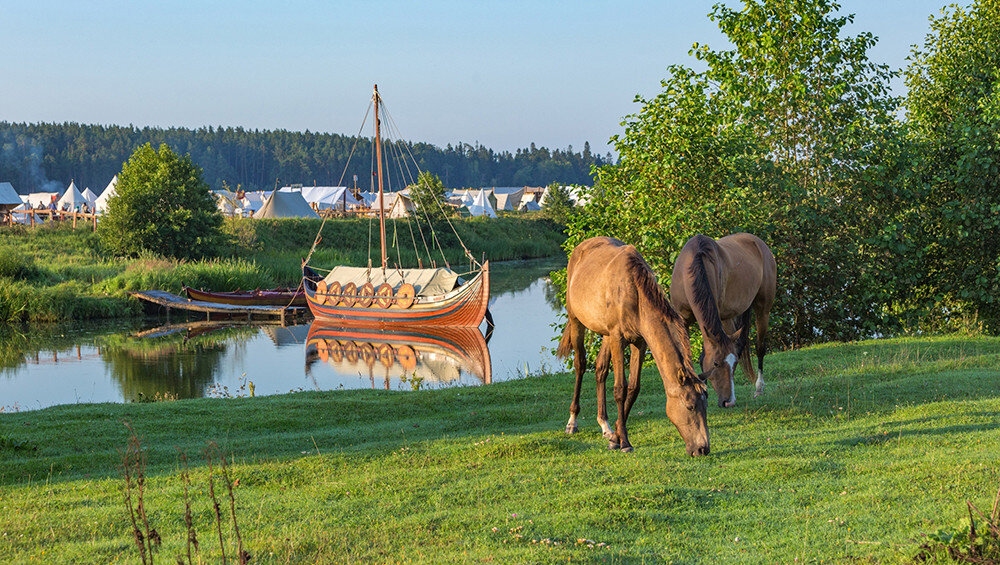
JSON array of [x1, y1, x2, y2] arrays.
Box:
[[565, 319, 586, 434], [734, 310, 758, 386], [753, 305, 771, 398], [608, 334, 632, 452], [623, 343, 646, 422], [594, 340, 614, 438]]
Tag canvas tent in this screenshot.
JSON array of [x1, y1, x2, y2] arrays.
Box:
[[519, 199, 542, 212], [94, 176, 118, 213], [0, 182, 21, 212], [466, 189, 497, 218], [57, 181, 88, 210], [388, 190, 417, 218], [493, 189, 524, 211], [81, 187, 98, 206], [26, 192, 59, 208], [253, 190, 320, 219], [280, 186, 361, 211]]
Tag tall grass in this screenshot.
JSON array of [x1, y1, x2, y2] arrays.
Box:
[[0, 217, 566, 322]]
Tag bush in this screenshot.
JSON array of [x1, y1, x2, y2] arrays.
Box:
[[98, 143, 224, 260]]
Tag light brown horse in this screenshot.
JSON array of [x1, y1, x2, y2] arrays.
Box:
[[670, 233, 776, 408], [557, 237, 710, 456]]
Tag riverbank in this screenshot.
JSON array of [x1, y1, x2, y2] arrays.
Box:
[[1, 335, 998, 562], [0, 216, 566, 323]]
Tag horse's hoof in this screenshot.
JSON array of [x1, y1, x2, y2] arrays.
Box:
[[753, 389, 764, 399], [620, 445, 634, 453], [602, 430, 615, 439], [565, 424, 578, 434], [608, 441, 620, 450]]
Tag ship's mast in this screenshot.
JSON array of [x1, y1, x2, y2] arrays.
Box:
[[374, 84, 388, 270]]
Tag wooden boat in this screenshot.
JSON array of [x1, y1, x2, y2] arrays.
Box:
[[183, 286, 307, 307], [302, 85, 490, 328], [305, 320, 492, 385]]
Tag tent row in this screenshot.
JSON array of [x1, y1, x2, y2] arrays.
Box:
[[1, 177, 119, 223]]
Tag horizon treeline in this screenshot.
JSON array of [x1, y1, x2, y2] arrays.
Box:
[[0, 121, 609, 194]]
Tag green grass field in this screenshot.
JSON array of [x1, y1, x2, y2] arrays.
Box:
[[1, 335, 998, 563]]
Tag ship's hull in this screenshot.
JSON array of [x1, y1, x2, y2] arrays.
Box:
[[302, 262, 489, 328]]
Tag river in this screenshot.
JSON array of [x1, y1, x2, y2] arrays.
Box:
[[0, 258, 566, 411]]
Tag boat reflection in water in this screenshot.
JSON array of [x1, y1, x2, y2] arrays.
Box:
[[305, 322, 492, 390]]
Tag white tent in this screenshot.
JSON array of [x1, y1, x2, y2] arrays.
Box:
[[494, 189, 524, 211], [81, 187, 98, 206], [0, 182, 21, 211], [519, 200, 542, 212], [57, 181, 88, 210], [280, 186, 361, 211], [388, 191, 417, 219], [240, 191, 266, 213], [253, 190, 320, 219], [26, 192, 60, 208], [95, 176, 118, 213], [467, 189, 497, 218]]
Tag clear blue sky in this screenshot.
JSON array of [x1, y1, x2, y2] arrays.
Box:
[[0, 1, 948, 155]]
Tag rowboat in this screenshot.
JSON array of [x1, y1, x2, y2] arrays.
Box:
[[301, 85, 490, 328], [183, 286, 307, 307], [305, 320, 492, 385]]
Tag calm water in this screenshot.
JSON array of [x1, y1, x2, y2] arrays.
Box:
[[0, 259, 565, 412]]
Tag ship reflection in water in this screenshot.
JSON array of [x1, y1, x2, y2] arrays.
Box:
[[304, 322, 492, 390]]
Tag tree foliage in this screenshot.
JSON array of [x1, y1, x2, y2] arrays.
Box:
[[99, 143, 224, 259], [567, 0, 907, 348], [543, 182, 576, 225], [0, 122, 607, 194], [904, 0, 1000, 332], [408, 171, 449, 222]]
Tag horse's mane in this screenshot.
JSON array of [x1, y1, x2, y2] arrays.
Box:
[[625, 250, 700, 384], [686, 236, 731, 347], [626, 253, 683, 324]]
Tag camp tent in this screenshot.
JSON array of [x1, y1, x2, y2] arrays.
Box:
[[94, 176, 118, 213], [467, 188, 497, 218], [388, 190, 417, 218], [26, 192, 60, 208], [0, 182, 21, 212], [519, 200, 542, 212], [81, 187, 98, 206], [253, 190, 320, 219], [280, 186, 361, 211], [57, 181, 88, 210], [493, 188, 524, 211]]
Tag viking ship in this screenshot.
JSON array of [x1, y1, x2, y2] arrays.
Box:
[[302, 85, 490, 328]]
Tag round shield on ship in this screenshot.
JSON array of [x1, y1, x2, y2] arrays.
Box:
[[356, 282, 375, 308], [316, 339, 331, 362], [341, 282, 358, 308], [327, 282, 342, 307], [395, 345, 417, 371], [316, 280, 329, 305], [374, 283, 394, 309], [392, 283, 416, 309], [377, 343, 395, 368], [359, 343, 377, 367]]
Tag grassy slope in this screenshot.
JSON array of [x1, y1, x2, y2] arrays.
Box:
[[1, 336, 999, 563], [0, 216, 565, 322]]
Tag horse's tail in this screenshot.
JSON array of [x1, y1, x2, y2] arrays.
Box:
[[557, 321, 575, 359]]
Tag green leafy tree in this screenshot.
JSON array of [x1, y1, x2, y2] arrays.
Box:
[[543, 182, 576, 225], [408, 171, 449, 222], [99, 143, 223, 259], [567, 0, 907, 347], [905, 0, 1000, 332]]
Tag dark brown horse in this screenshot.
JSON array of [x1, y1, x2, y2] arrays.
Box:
[[670, 233, 776, 408], [558, 237, 710, 456]]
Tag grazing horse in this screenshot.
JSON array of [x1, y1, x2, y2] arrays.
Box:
[[557, 237, 710, 456], [670, 233, 776, 408]]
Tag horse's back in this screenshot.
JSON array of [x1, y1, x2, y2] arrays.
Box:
[[566, 237, 641, 333]]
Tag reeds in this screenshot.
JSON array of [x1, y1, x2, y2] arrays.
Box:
[[121, 423, 251, 564]]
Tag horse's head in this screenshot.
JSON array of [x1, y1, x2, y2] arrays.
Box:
[[664, 368, 710, 457], [699, 321, 751, 408]]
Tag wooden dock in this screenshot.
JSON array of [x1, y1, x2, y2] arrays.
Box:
[[130, 290, 308, 325]]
